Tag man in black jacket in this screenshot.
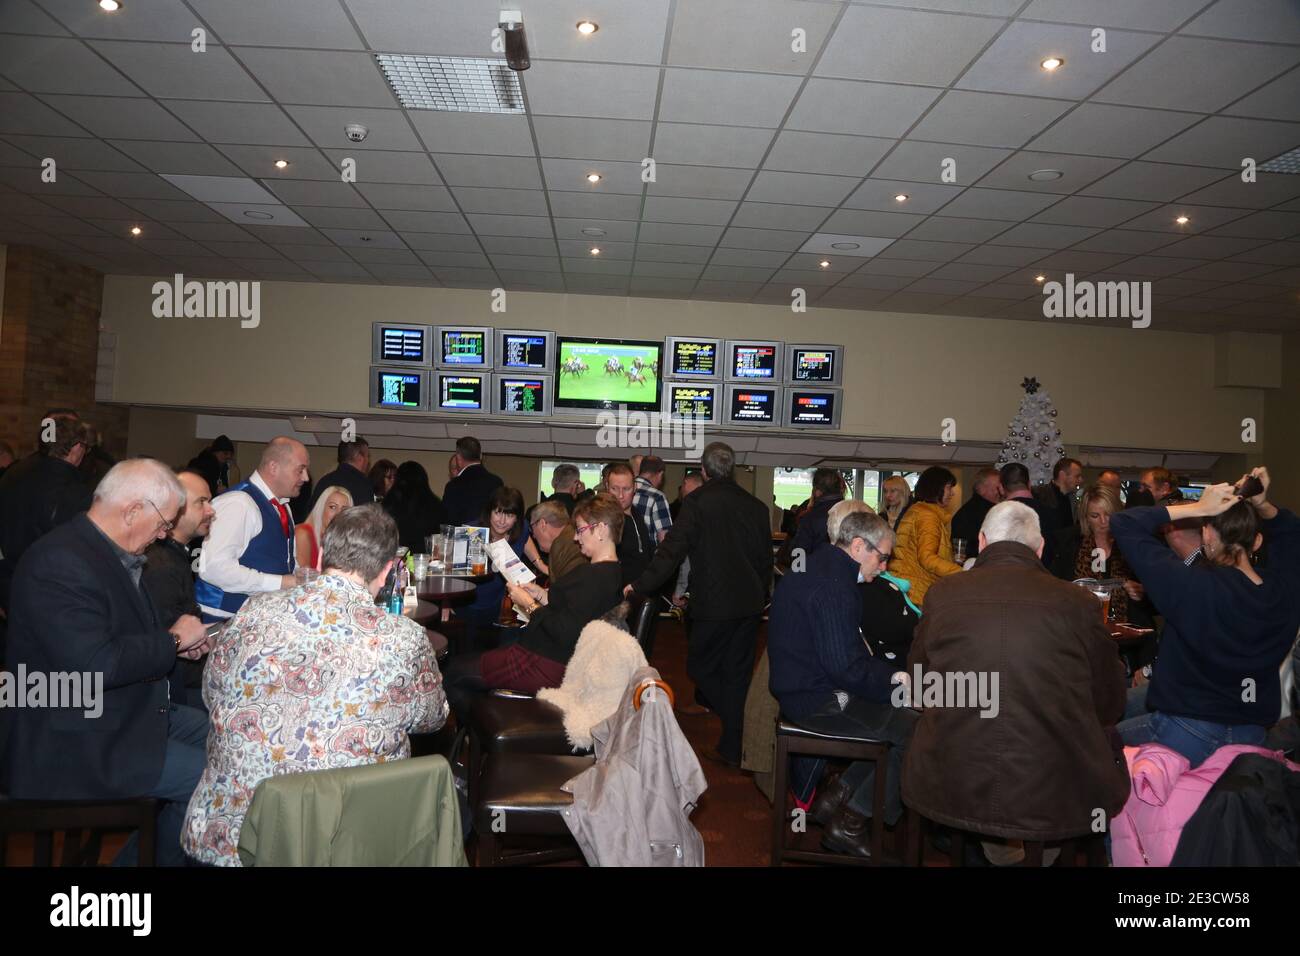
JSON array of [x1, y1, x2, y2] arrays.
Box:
[[186, 434, 235, 497], [779, 467, 844, 568], [442, 436, 503, 526], [628, 442, 773, 766], [951, 467, 1002, 558], [1034, 457, 1083, 532], [311, 437, 374, 507], [1000, 462, 1056, 568], [3, 458, 212, 865]]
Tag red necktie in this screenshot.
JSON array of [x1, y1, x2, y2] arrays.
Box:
[[272, 498, 290, 537]]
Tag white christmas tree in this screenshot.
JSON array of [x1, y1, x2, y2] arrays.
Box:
[[995, 377, 1065, 486]]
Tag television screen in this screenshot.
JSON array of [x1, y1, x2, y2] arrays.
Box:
[[499, 331, 551, 370], [373, 323, 429, 365], [667, 336, 720, 378], [555, 336, 662, 412], [497, 374, 550, 416], [437, 327, 489, 367], [437, 373, 486, 412], [372, 369, 424, 410], [788, 388, 841, 428], [664, 382, 718, 423], [788, 345, 839, 384], [726, 385, 779, 425], [727, 340, 780, 381]]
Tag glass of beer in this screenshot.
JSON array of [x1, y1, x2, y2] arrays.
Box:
[[952, 538, 967, 563], [1089, 584, 1111, 624]]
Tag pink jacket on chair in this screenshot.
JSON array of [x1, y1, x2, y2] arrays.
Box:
[[1111, 744, 1300, 867]]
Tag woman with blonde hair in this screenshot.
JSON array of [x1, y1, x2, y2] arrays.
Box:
[[295, 485, 353, 570], [879, 475, 911, 530], [1052, 482, 1152, 631]]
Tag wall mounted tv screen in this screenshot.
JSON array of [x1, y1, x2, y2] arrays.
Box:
[[663, 382, 719, 424], [371, 323, 431, 366], [554, 336, 662, 412], [787, 344, 843, 385], [435, 326, 491, 369], [666, 336, 721, 379], [725, 384, 780, 426], [436, 372, 487, 413], [725, 340, 782, 382], [498, 329, 553, 370], [787, 388, 842, 428], [370, 367, 427, 411]]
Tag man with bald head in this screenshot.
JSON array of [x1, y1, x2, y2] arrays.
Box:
[[1097, 470, 1123, 491], [196, 437, 309, 622]]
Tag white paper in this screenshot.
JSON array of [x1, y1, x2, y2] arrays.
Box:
[[488, 538, 536, 585]]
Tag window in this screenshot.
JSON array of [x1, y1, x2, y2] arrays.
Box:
[[538, 460, 606, 500], [873, 470, 918, 512], [773, 467, 856, 512]]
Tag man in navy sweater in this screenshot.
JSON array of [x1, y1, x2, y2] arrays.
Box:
[[768, 509, 917, 859]]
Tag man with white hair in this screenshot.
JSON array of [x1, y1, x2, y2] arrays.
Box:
[[2, 458, 213, 865], [902, 500, 1129, 865], [195, 436, 309, 622]]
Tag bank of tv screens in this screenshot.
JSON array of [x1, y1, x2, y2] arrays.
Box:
[[554, 336, 662, 412], [663, 382, 719, 424], [724, 339, 781, 382], [435, 326, 491, 369], [498, 329, 553, 371], [724, 384, 780, 426], [665, 336, 720, 379], [371, 322, 431, 366], [786, 343, 842, 385], [787, 388, 841, 428], [494, 373, 552, 416], [370, 367, 427, 411], [435, 371, 487, 413]]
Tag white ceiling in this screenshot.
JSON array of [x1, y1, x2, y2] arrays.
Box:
[[0, 0, 1297, 332]]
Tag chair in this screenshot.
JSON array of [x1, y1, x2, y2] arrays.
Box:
[[466, 693, 578, 807], [629, 594, 659, 658], [901, 811, 1107, 867], [770, 718, 891, 867], [0, 795, 159, 867], [474, 753, 595, 866]]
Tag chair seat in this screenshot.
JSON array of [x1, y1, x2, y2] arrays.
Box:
[[776, 719, 886, 746], [476, 754, 595, 836], [471, 695, 575, 754]]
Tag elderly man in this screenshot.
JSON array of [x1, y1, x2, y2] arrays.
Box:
[[768, 509, 914, 858], [195, 437, 309, 622], [524, 499, 584, 583], [1140, 467, 1183, 505], [184, 504, 447, 866], [903, 501, 1129, 865], [951, 466, 1002, 559], [3, 459, 212, 865]]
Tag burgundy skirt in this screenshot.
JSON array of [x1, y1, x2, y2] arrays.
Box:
[[478, 643, 566, 695]]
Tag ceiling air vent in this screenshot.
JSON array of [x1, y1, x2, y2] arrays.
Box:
[[375, 54, 524, 112], [1259, 145, 1300, 174]]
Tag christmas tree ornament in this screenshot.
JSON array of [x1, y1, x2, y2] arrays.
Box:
[[997, 379, 1065, 484]]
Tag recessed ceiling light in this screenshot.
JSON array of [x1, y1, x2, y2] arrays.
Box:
[[581, 226, 605, 237], [1035, 274, 1046, 283], [99, 0, 121, 11], [576, 20, 598, 35], [242, 210, 275, 220], [1175, 215, 1190, 225], [894, 193, 909, 202], [586, 172, 602, 184], [274, 159, 289, 169], [819, 260, 830, 268], [360, 235, 373, 242], [129, 225, 141, 236], [830, 241, 860, 250], [589, 247, 601, 255], [1028, 169, 1064, 182], [1041, 57, 1064, 71]]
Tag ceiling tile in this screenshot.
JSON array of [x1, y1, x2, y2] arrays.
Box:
[[107, 140, 242, 176], [1027, 104, 1202, 159], [523, 0, 672, 64], [976, 150, 1123, 194], [124, 198, 230, 222], [877, 239, 972, 261], [0, 164, 98, 195], [1072, 229, 1185, 255], [0, 35, 140, 96], [285, 106, 421, 150], [988, 222, 1100, 248], [1177, 174, 1300, 209], [523, 62, 661, 120], [904, 277, 984, 296], [378, 210, 471, 233], [838, 271, 915, 290], [407, 111, 535, 157], [0, 93, 84, 135], [1020, 0, 1207, 31], [908, 91, 1071, 148], [546, 191, 641, 219], [957, 22, 1158, 99], [710, 247, 791, 268], [642, 196, 738, 225], [928, 261, 1017, 282], [232, 47, 396, 108], [324, 149, 442, 184], [1093, 37, 1300, 112], [357, 182, 455, 212], [263, 179, 368, 207], [632, 243, 715, 263], [871, 141, 1012, 185], [479, 236, 558, 256], [647, 165, 754, 200], [703, 265, 779, 283], [821, 208, 926, 237], [401, 233, 482, 253], [1177, 260, 1284, 282], [629, 277, 699, 295], [552, 218, 637, 241], [1080, 162, 1229, 201], [1120, 203, 1253, 233], [39, 194, 142, 218], [216, 144, 337, 181], [659, 69, 802, 128], [532, 116, 651, 162], [189, 0, 365, 48], [542, 157, 642, 194], [466, 213, 554, 238], [37, 94, 198, 140], [295, 206, 387, 229], [72, 170, 192, 200], [745, 170, 858, 206], [170, 221, 256, 242], [1224, 68, 1300, 121], [787, 79, 941, 137], [1108, 255, 1204, 276], [817, 6, 1004, 86], [936, 187, 1060, 221], [842, 179, 963, 215], [90, 40, 269, 101], [429, 153, 538, 189], [1030, 250, 1131, 273], [731, 202, 831, 231], [763, 130, 891, 177], [1209, 210, 1300, 241], [1181, 0, 1300, 43], [956, 245, 1052, 266], [483, 253, 557, 272], [905, 217, 1012, 243], [631, 260, 703, 279], [164, 100, 308, 145], [4, 134, 143, 170], [654, 123, 773, 168], [854, 257, 937, 276], [564, 257, 633, 276], [559, 239, 633, 261], [719, 227, 809, 252], [636, 222, 724, 245], [0, 0, 70, 35], [668, 0, 839, 73], [1143, 117, 1300, 170], [1031, 195, 1161, 228]]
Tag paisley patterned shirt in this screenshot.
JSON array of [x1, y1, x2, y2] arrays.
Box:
[[182, 573, 447, 866]]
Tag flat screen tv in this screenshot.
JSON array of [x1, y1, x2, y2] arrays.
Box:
[[662, 381, 719, 424], [498, 329, 554, 371], [371, 322, 431, 366], [786, 387, 842, 428], [435, 371, 488, 414], [786, 343, 843, 385], [724, 339, 782, 382], [665, 335, 721, 379], [370, 367, 427, 411], [554, 335, 662, 413], [724, 384, 780, 426], [435, 326, 492, 369], [494, 373, 552, 416]]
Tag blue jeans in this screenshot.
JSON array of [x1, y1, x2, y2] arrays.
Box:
[[113, 703, 209, 867], [1117, 710, 1265, 768]]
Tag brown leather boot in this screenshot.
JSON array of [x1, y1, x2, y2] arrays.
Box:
[[809, 773, 851, 827], [821, 805, 873, 859]]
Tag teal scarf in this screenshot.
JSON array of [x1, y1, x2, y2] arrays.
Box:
[[879, 571, 922, 617]]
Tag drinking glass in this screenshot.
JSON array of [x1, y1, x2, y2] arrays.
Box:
[[1089, 584, 1111, 625], [411, 553, 430, 581], [951, 538, 968, 563], [294, 566, 319, 585]]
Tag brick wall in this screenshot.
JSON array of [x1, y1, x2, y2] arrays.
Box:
[[0, 244, 130, 460]]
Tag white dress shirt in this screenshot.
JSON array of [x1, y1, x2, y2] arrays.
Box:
[[199, 470, 289, 618]]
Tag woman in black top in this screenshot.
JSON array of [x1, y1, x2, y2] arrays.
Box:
[[381, 461, 446, 553], [443, 493, 624, 720]]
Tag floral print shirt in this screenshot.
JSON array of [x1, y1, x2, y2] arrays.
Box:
[[183, 573, 447, 866]]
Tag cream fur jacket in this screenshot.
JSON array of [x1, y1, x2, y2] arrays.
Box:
[[538, 619, 648, 749]]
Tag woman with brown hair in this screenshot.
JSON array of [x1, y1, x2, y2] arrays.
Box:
[[888, 467, 962, 608], [368, 458, 397, 502]]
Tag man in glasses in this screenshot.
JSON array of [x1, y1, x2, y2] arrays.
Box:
[[768, 508, 915, 859], [3, 458, 212, 865]]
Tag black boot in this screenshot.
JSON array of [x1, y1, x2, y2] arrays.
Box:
[[821, 806, 873, 859], [809, 773, 851, 827]]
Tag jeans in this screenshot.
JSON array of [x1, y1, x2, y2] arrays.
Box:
[[1118, 710, 1266, 768], [1123, 683, 1150, 720], [790, 696, 919, 825], [113, 703, 209, 867]]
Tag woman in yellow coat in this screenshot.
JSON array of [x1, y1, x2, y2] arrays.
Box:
[[890, 466, 963, 607]]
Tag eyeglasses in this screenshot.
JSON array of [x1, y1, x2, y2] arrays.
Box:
[[146, 499, 176, 533], [866, 540, 892, 563], [575, 522, 597, 537]]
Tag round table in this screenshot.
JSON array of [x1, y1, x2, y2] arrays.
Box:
[[414, 575, 477, 624]]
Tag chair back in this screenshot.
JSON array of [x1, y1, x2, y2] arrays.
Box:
[[631, 595, 658, 654]]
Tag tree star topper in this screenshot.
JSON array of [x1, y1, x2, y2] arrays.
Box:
[[1021, 377, 1040, 394]]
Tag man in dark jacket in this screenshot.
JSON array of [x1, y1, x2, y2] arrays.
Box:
[[186, 434, 235, 497], [311, 437, 374, 507], [951, 466, 1002, 558], [2, 458, 213, 865], [628, 443, 773, 767], [768, 509, 915, 858], [442, 436, 503, 526], [902, 500, 1129, 861], [1000, 462, 1056, 568], [1034, 456, 1083, 532], [779, 467, 844, 568]]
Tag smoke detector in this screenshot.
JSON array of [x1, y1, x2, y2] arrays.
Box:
[[345, 123, 368, 143]]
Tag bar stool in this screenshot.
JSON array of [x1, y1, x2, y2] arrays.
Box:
[[0, 796, 160, 866], [770, 718, 892, 866], [902, 811, 1107, 867]]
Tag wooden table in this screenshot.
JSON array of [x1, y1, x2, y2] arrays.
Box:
[[1109, 623, 1154, 644], [414, 575, 478, 623]]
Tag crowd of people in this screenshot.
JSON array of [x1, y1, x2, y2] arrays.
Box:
[[1, 407, 1297, 867]]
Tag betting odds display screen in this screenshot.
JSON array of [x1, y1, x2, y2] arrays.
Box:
[[438, 373, 485, 411], [378, 326, 426, 364], [500, 332, 548, 370], [498, 376, 548, 415], [790, 347, 836, 383], [375, 371, 423, 409], [728, 386, 778, 425], [730, 342, 778, 380], [665, 383, 717, 422], [439, 328, 487, 366], [788, 389, 838, 427], [669, 339, 719, 378]]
